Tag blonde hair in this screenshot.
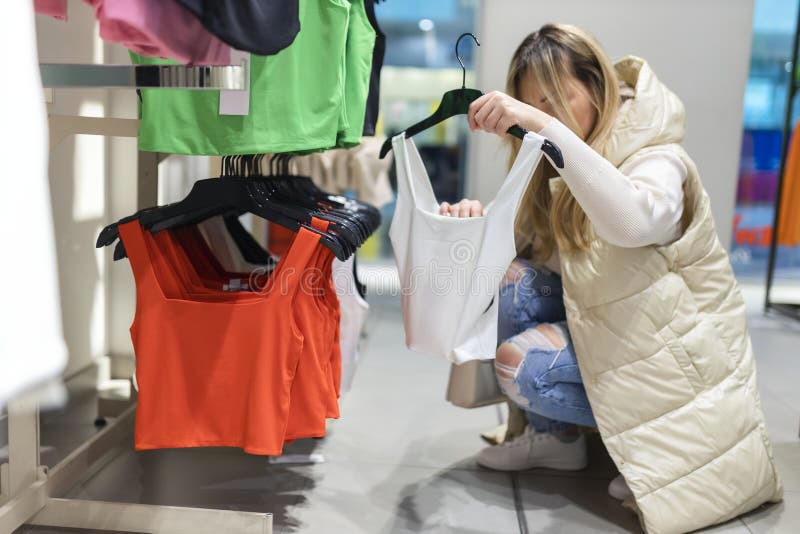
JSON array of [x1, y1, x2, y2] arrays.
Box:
[[508, 23, 620, 260]]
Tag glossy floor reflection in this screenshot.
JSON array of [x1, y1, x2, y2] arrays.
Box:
[[14, 284, 800, 533]]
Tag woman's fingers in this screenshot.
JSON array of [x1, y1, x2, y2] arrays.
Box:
[[484, 106, 504, 134], [468, 93, 493, 131], [469, 200, 484, 217], [469, 91, 535, 136], [440, 199, 484, 217], [471, 94, 498, 131], [468, 105, 478, 131]]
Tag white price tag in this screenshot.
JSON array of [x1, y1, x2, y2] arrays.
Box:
[[219, 50, 250, 116]]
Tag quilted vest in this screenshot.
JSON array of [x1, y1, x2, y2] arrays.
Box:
[[554, 57, 783, 533]]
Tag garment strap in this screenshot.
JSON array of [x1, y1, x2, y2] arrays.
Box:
[[392, 133, 439, 212], [146, 229, 194, 298], [394, 131, 545, 214], [488, 132, 545, 213], [118, 220, 160, 296], [266, 226, 322, 297]]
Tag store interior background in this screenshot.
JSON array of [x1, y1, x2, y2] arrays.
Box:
[[6, 0, 800, 532]]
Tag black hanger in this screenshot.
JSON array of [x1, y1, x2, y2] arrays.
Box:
[[99, 160, 350, 261], [217, 155, 378, 257], [378, 33, 563, 168], [101, 156, 261, 259], [254, 156, 366, 256], [240, 158, 382, 263], [99, 150, 382, 263]]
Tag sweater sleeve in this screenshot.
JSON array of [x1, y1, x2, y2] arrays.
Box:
[[538, 118, 687, 248]]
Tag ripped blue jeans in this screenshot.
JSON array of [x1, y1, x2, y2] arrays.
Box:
[[496, 258, 597, 433]]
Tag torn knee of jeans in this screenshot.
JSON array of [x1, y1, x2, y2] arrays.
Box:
[[538, 324, 566, 349], [495, 342, 523, 379], [495, 363, 517, 380], [513, 324, 567, 351], [494, 357, 530, 409]]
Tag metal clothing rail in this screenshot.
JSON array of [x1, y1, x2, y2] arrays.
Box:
[[40, 61, 248, 90], [765, 4, 800, 321], [0, 62, 273, 533]]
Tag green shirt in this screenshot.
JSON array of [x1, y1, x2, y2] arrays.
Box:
[[133, 0, 375, 156]]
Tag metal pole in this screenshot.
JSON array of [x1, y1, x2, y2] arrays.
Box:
[[764, 1, 800, 313], [137, 151, 161, 209]]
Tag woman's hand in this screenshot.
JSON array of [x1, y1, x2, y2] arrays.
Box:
[[440, 199, 484, 217], [468, 91, 552, 136]]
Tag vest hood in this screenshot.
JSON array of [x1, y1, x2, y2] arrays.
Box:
[[605, 56, 686, 167]]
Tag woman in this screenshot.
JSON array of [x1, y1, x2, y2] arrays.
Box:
[[440, 24, 782, 533]]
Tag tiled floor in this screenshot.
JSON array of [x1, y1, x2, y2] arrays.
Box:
[[11, 284, 800, 533]]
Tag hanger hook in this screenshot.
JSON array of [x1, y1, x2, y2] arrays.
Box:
[[455, 32, 480, 89]]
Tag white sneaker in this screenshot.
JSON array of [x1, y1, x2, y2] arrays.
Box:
[[608, 474, 634, 500], [476, 427, 588, 471]]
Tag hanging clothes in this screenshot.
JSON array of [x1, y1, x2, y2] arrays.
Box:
[[777, 120, 800, 247], [204, 214, 367, 393], [200, 214, 366, 393], [175, 0, 300, 56], [162, 222, 340, 442], [0, 0, 67, 408], [389, 131, 545, 364], [118, 219, 339, 455], [131, 0, 376, 155], [290, 137, 395, 208], [333, 255, 369, 393], [82, 0, 232, 66], [347, 137, 395, 207], [197, 216, 275, 273], [338, 0, 377, 147], [291, 151, 338, 196], [170, 225, 262, 292], [284, 218, 342, 440], [362, 0, 385, 136], [101, 163, 380, 450], [223, 216, 276, 265]]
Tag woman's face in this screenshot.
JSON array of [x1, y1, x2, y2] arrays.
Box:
[[518, 69, 598, 141]]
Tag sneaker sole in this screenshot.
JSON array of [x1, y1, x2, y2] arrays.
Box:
[[477, 457, 588, 472]]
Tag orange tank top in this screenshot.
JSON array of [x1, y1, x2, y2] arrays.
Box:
[[284, 218, 341, 440], [165, 219, 342, 439], [119, 219, 321, 455], [153, 220, 341, 441]]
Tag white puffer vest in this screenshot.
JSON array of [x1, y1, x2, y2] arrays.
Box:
[[554, 57, 783, 534]]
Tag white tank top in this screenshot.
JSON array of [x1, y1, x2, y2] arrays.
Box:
[[331, 256, 369, 393], [389, 132, 546, 363]]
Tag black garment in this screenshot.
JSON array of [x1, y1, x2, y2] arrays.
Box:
[[177, 0, 300, 57], [223, 215, 276, 266], [362, 0, 385, 136]]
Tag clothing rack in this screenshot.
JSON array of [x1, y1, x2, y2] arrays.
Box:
[[765, 5, 800, 321], [0, 61, 274, 534], [40, 62, 248, 90]]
